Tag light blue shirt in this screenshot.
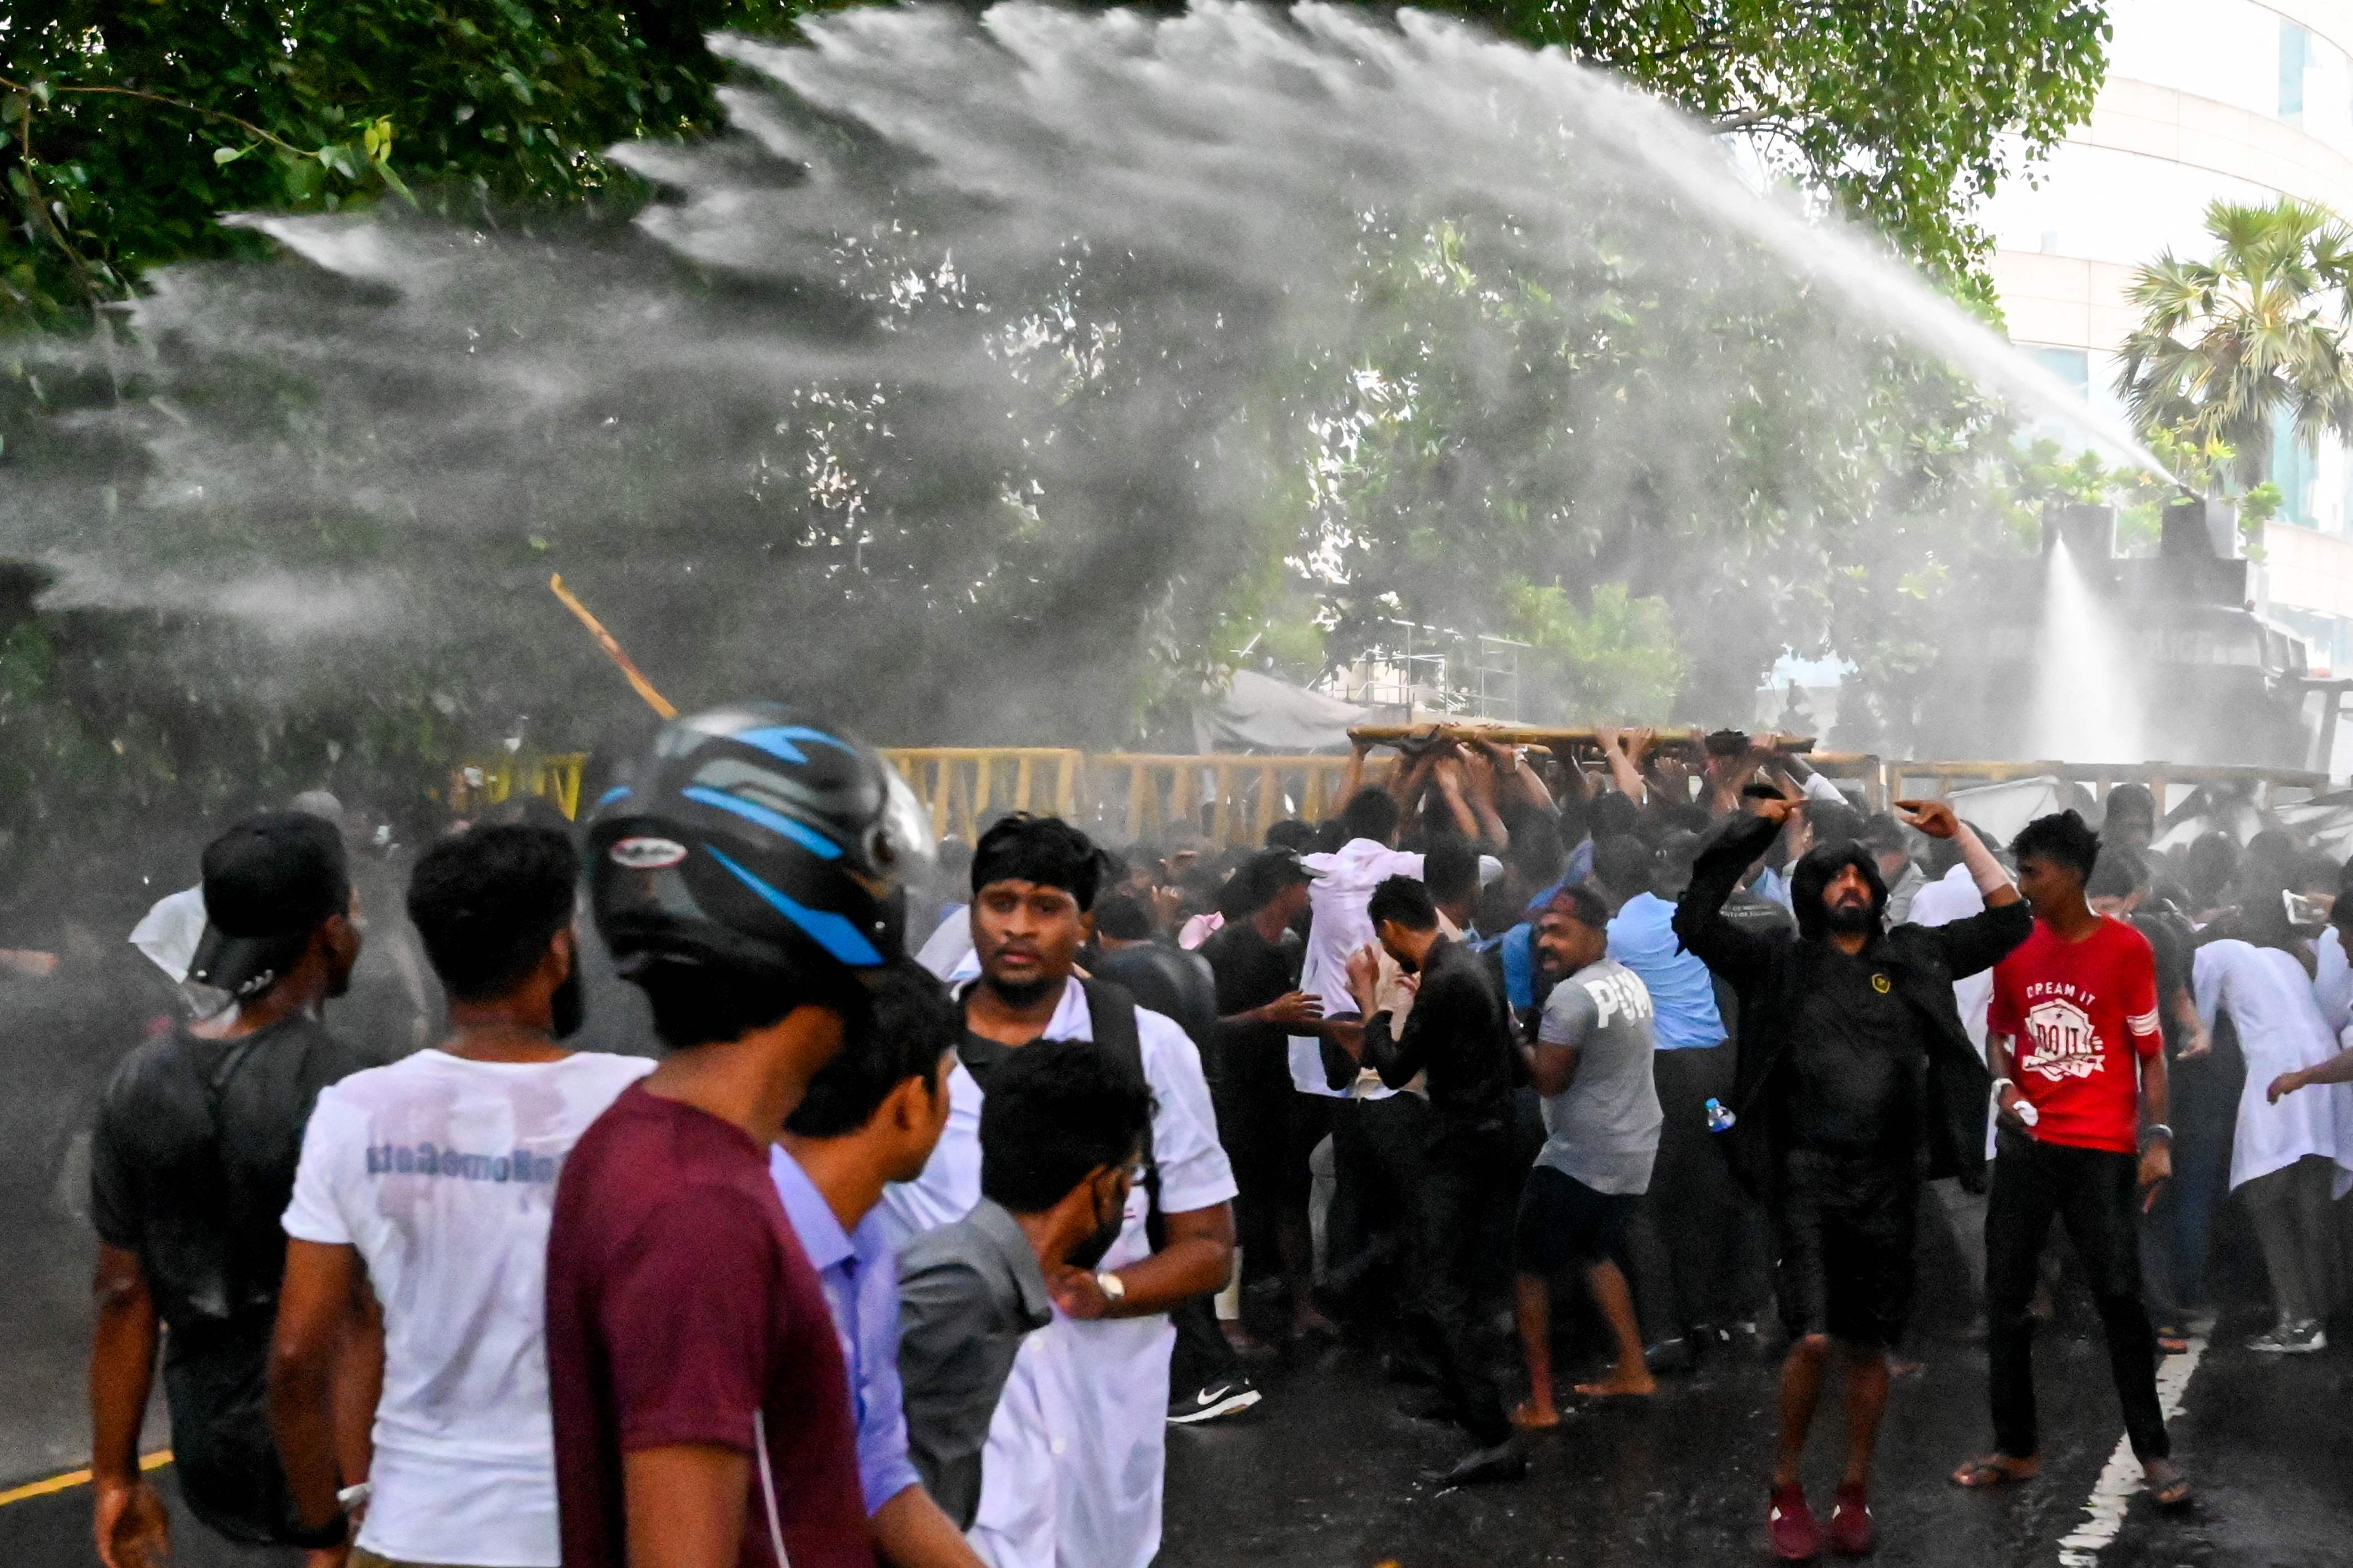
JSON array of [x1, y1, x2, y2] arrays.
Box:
[[770, 1145, 923, 1517], [1606, 891, 1726, 1051]]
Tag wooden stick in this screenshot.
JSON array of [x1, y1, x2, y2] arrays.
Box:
[[549, 575, 678, 720], [1344, 723, 1815, 754]]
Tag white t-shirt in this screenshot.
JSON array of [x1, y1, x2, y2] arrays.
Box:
[[1290, 838, 1425, 1099], [282, 1048, 654, 1566], [2192, 940, 2353, 1193], [882, 978, 1236, 1568]]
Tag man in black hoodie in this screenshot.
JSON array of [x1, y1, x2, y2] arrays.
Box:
[[1676, 794, 2027, 1562]]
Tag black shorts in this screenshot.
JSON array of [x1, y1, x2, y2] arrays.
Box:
[[1514, 1164, 1639, 1275], [1772, 1148, 1919, 1348]]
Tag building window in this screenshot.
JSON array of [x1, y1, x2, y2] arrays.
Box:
[[2273, 417, 2318, 525], [2031, 345, 2089, 397], [2283, 21, 2311, 121]]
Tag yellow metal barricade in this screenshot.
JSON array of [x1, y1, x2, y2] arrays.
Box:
[[881, 749, 1086, 843], [1088, 754, 1395, 848], [448, 753, 589, 819]]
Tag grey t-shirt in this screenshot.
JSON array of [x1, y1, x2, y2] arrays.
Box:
[[1534, 958, 1663, 1195]]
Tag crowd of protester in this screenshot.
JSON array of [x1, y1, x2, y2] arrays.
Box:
[[76, 709, 2353, 1568]]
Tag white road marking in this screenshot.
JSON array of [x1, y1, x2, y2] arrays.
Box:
[[2055, 1332, 2206, 1566]]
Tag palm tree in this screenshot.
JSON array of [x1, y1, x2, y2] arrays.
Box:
[[2115, 197, 2353, 488]]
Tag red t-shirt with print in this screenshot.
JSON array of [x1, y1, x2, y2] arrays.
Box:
[[1986, 916, 2162, 1154]]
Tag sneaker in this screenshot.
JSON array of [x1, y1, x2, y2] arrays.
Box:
[[2248, 1320, 2327, 1354], [1167, 1376, 1263, 1424], [1769, 1481, 1823, 1562], [1827, 1483, 1874, 1556]]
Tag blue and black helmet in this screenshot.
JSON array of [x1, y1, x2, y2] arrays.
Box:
[[586, 703, 936, 987]]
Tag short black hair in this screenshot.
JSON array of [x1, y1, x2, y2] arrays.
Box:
[[1541, 883, 1611, 931], [972, 815, 1101, 911], [1366, 873, 1438, 932], [1092, 892, 1155, 942], [1860, 813, 1910, 855], [1264, 818, 1316, 853], [406, 824, 579, 1003], [2013, 809, 2102, 881], [979, 1037, 1152, 1213], [2103, 783, 2157, 833], [1339, 787, 1402, 847], [1423, 837, 1481, 906], [1502, 809, 1565, 881], [1589, 834, 1657, 899], [1588, 792, 1640, 842], [2086, 848, 2149, 901], [633, 960, 833, 1050], [785, 959, 960, 1137]]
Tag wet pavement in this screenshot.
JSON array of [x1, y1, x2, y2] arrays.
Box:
[[1159, 1313, 2353, 1568], [6, 1291, 2347, 1564]]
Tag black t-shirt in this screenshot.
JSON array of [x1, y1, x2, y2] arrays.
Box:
[[1780, 947, 1931, 1161], [1199, 921, 1303, 1091], [88, 1012, 378, 1544], [2130, 909, 2194, 1051]]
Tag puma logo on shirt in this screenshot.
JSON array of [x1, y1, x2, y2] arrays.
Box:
[[1584, 970, 1654, 1029]]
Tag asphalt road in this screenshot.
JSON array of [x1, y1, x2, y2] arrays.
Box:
[[1157, 1310, 2352, 1568], [8, 1279, 2347, 1565]]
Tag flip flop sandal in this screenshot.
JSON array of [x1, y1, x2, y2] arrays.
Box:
[[1951, 1455, 2035, 1488]]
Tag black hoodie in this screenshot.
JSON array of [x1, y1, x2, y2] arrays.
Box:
[[1674, 814, 2029, 1195]]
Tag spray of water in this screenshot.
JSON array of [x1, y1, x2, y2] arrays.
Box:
[[1, 2, 2149, 743], [2024, 539, 2143, 764]]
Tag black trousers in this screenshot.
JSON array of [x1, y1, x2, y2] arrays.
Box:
[[1632, 1043, 1773, 1339], [1985, 1130, 2169, 1461], [1219, 1075, 1334, 1299], [1328, 1092, 1432, 1316], [1409, 1127, 1516, 1449]]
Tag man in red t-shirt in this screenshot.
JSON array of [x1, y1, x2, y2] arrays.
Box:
[[545, 705, 938, 1568], [1952, 810, 2189, 1508]]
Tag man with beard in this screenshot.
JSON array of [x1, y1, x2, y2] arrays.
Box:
[[270, 823, 654, 1568], [1677, 795, 2026, 1561], [89, 812, 374, 1568], [1510, 884, 1660, 1429], [884, 814, 1236, 1568]]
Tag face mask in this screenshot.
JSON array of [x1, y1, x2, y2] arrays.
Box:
[[1066, 1174, 1128, 1270], [551, 962, 586, 1040]]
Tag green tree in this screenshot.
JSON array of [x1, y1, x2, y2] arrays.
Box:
[[1434, 0, 2109, 284], [1, 0, 803, 323], [2115, 196, 2353, 488]]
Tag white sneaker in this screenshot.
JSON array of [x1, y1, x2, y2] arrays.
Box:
[[2247, 1319, 2327, 1354]]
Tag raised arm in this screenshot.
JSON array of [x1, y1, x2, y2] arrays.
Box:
[[1594, 725, 1650, 807], [1893, 799, 2028, 974], [1672, 809, 1785, 995]]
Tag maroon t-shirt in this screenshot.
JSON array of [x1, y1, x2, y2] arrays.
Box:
[[545, 1082, 876, 1568]]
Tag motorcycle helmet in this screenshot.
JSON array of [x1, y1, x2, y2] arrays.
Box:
[[588, 703, 935, 990]]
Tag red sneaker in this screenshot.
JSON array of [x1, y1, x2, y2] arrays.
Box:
[[1828, 1483, 1875, 1556], [1769, 1481, 1823, 1562]]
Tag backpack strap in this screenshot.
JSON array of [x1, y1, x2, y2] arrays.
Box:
[[1080, 977, 1163, 1249]]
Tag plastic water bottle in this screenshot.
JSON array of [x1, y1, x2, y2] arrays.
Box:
[[1704, 1097, 1736, 1134]]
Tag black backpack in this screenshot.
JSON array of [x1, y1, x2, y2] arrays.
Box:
[[959, 977, 1161, 1242]]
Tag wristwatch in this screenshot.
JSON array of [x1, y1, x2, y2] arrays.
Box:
[[1094, 1270, 1127, 1305], [2142, 1123, 2174, 1145]]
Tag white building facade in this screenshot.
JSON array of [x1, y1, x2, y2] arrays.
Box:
[[1984, 0, 2353, 671]]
